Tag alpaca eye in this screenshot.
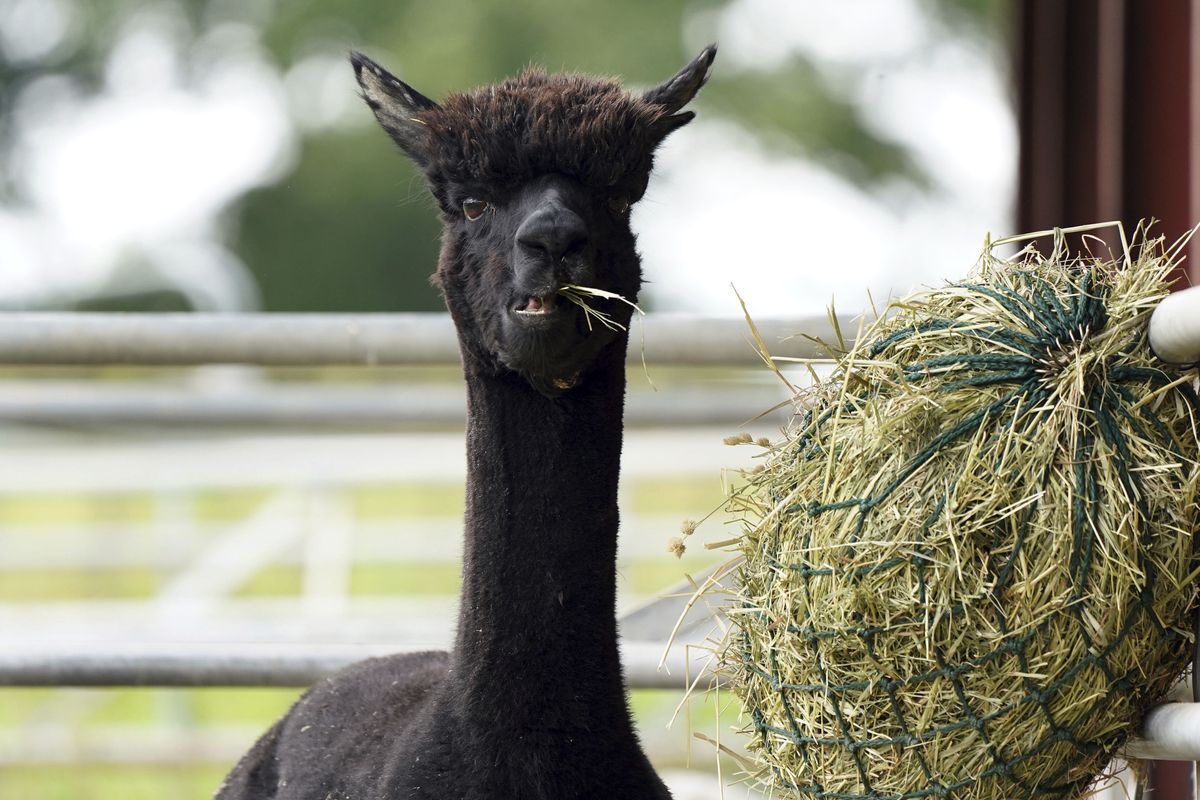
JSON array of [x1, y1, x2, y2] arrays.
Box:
[[462, 198, 489, 221], [608, 197, 630, 216]]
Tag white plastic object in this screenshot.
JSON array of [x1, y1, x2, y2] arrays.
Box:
[[1149, 284, 1200, 365], [1125, 703, 1200, 760]]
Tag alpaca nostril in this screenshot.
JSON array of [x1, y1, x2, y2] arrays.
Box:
[[516, 205, 589, 263]]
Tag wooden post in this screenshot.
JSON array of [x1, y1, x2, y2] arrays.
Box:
[[1017, 0, 1199, 285]]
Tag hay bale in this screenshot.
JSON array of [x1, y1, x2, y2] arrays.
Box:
[[726, 229, 1200, 799]]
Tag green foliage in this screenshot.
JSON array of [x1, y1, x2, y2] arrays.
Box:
[[72, 291, 195, 312], [0, 492, 154, 526], [350, 482, 464, 518], [0, 0, 1011, 312], [927, 0, 1012, 38], [235, 129, 445, 312], [0, 567, 160, 602], [700, 60, 924, 187], [350, 563, 463, 595]]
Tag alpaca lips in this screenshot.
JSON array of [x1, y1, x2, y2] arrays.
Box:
[[516, 295, 556, 315]]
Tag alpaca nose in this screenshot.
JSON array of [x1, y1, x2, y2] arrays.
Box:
[[515, 202, 589, 264]]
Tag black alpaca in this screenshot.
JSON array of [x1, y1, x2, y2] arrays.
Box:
[[216, 45, 715, 800]]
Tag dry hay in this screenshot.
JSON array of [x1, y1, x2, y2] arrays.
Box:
[[725, 226, 1200, 799]]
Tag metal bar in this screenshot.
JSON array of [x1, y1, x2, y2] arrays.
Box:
[[0, 314, 457, 366], [0, 383, 791, 428], [5, 642, 1197, 760], [619, 564, 733, 643], [0, 513, 722, 569], [0, 313, 834, 366], [0, 642, 714, 691], [0, 645, 371, 688], [5, 644, 1195, 758], [0, 427, 756, 494]]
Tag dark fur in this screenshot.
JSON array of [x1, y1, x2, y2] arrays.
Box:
[[423, 71, 682, 195], [217, 45, 715, 800], [356, 59, 699, 198]]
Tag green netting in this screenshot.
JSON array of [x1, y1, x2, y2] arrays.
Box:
[[725, 228, 1200, 800]]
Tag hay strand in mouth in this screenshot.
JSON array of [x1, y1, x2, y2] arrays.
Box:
[[557, 283, 643, 332], [722, 224, 1200, 800], [559, 283, 655, 388]]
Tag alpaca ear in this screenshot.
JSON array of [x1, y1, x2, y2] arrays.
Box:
[[351, 51, 440, 165], [650, 111, 696, 141], [642, 44, 717, 115]]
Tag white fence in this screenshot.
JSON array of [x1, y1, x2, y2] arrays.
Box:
[[1, 299, 1199, 786]]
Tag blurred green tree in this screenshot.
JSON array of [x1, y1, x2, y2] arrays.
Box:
[[0, 0, 1008, 312]]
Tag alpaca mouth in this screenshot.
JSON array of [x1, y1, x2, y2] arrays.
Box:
[[513, 294, 558, 317]]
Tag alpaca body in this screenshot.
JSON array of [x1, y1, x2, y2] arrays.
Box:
[[219, 363, 669, 799], [220, 654, 668, 799], [218, 46, 714, 800]]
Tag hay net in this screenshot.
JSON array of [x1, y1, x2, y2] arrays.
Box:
[[727, 227, 1200, 800]]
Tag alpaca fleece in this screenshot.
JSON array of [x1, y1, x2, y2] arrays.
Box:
[[420, 70, 682, 195], [216, 46, 715, 800]]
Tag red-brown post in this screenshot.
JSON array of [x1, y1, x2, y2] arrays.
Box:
[[1017, 0, 1199, 285], [1017, 1, 1199, 797]]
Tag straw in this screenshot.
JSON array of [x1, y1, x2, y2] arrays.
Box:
[[558, 283, 655, 387], [721, 225, 1200, 799]]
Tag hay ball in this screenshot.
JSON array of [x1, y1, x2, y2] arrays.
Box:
[[727, 235, 1200, 800]]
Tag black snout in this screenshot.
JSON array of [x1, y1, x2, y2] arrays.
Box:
[[516, 202, 589, 264]]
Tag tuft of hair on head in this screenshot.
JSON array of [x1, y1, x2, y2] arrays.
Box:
[[350, 46, 718, 180]]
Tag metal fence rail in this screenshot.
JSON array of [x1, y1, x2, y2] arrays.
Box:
[[0, 312, 836, 366], [3, 295, 1198, 767], [0, 642, 1183, 760], [0, 642, 712, 691], [0, 382, 791, 428], [0, 293, 1174, 366]]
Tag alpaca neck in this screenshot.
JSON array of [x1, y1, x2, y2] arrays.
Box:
[[448, 348, 631, 731]]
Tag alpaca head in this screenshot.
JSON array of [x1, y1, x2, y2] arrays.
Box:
[[352, 47, 715, 396]]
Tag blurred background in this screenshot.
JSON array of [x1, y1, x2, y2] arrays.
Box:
[[0, 0, 1016, 316], [0, 1, 1017, 798]]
